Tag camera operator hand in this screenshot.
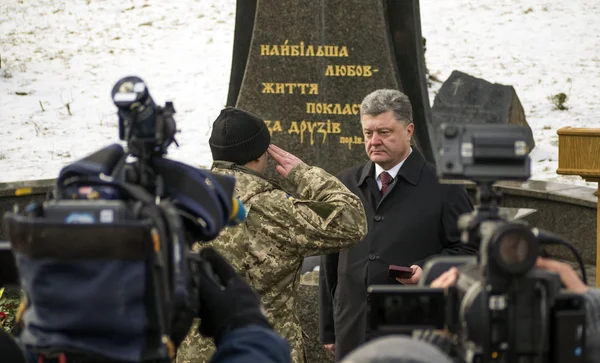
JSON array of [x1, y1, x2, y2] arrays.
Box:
[[430, 267, 459, 289], [430, 260, 589, 294], [196, 248, 272, 344], [427, 267, 461, 341], [535, 257, 589, 294], [267, 144, 303, 178]]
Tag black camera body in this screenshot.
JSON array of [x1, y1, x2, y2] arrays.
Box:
[[368, 124, 587, 363], [436, 123, 531, 182]]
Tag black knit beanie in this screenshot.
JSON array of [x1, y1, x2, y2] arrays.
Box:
[[209, 107, 271, 165]]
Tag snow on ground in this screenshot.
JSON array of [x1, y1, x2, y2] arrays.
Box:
[[0, 0, 599, 187], [0, 0, 236, 180]]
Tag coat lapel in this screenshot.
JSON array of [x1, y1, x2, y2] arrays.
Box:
[[356, 161, 381, 209]]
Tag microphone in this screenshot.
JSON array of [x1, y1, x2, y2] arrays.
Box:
[[227, 198, 247, 226]]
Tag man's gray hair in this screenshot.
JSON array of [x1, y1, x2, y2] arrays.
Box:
[[360, 89, 413, 125]]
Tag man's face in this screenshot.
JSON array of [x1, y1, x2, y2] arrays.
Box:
[[361, 110, 414, 170]]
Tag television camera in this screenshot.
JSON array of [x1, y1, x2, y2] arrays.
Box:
[[0, 77, 244, 362], [368, 124, 588, 363]]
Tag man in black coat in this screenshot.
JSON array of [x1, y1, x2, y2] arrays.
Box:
[[319, 89, 478, 361]]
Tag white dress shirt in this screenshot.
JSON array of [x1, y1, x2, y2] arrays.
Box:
[[375, 147, 412, 190]]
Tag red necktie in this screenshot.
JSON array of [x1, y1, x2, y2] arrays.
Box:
[[380, 171, 392, 195]]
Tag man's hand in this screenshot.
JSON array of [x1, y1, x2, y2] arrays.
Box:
[[267, 144, 303, 178], [536, 257, 589, 294], [430, 267, 459, 288], [323, 344, 334, 353], [396, 265, 422, 285]]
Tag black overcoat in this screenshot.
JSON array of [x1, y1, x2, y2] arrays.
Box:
[[319, 149, 478, 361]]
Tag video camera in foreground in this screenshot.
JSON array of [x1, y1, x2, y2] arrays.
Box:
[[1, 77, 245, 362], [368, 124, 588, 363]]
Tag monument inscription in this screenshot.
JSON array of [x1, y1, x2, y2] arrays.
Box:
[[229, 0, 434, 175]]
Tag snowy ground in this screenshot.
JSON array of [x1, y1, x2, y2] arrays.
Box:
[[1, 0, 599, 187]]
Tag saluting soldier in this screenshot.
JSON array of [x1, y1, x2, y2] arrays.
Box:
[[176, 107, 367, 363]]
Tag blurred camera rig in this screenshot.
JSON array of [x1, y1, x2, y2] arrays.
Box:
[[368, 124, 588, 363], [1, 77, 244, 362]]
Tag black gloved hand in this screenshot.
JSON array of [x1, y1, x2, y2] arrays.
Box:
[[195, 247, 272, 343]]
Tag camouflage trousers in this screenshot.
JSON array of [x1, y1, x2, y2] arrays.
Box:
[[176, 319, 215, 363], [176, 318, 306, 363]]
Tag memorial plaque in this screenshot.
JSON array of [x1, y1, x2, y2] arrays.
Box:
[[431, 70, 535, 149], [227, 0, 435, 175]]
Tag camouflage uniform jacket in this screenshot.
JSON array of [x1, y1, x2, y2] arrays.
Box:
[[176, 161, 367, 363]]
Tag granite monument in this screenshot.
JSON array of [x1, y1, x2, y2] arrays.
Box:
[[226, 0, 436, 175], [431, 70, 535, 150]]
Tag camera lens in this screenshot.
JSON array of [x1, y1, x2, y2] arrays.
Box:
[[490, 224, 538, 276], [111, 76, 157, 142], [112, 76, 149, 108], [498, 232, 529, 265]]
